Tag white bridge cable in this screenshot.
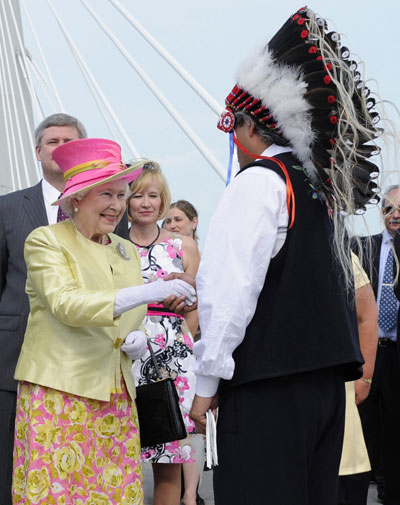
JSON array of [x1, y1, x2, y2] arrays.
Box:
[[46, 0, 141, 159], [109, 0, 223, 117], [0, 2, 30, 188], [17, 52, 45, 121], [21, 0, 65, 112], [0, 32, 17, 192], [6, 0, 41, 181], [26, 57, 58, 113], [81, 0, 226, 182], [66, 48, 120, 144]]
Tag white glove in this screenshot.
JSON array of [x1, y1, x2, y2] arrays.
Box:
[[146, 278, 197, 304], [114, 278, 197, 316], [121, 330, 148, 360]]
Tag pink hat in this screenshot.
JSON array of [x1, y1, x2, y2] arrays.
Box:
[[51, 138, 158, 205]]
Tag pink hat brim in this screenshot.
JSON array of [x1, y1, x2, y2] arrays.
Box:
[[52, 159, 158, 205]]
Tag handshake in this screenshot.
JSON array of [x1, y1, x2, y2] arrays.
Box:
[[158, 272, 198, 314], [114, 273, 197, 318], [120, 272, 197, 361]]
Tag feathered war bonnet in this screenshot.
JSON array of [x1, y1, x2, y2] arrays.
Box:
[[218, 6, 382, 216]]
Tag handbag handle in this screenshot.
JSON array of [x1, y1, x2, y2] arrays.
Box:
[[147, 339, 162, 380]]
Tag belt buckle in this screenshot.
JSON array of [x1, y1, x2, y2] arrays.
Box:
[[379, 338, 389, 348]]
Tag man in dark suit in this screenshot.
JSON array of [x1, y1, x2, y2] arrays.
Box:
[[0, 113, 128, 504], [355, 185, 400, 505]]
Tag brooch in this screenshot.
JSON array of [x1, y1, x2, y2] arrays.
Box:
[[116, 242, 130, 260]]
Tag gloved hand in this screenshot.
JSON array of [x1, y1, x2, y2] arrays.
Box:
[[121, 330, 148, 360], [146, 278, 197, 305], [114, 278, 197, 316]]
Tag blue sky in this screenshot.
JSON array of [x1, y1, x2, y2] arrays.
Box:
[[21, 0, 400, 244]]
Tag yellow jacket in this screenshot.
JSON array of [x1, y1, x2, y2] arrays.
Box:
[[14, 220, 146, 401]]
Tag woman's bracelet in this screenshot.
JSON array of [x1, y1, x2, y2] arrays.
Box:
[[359, 377, 372, 385]]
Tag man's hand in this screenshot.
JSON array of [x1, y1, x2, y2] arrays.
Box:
[[162, 294, 198, 314], [189, 394, 219, 434], [162, 273, 198, 313], [355, 379, 371, 405]]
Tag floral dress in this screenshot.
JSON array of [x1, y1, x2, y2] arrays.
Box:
[[13, 380, 143, 505], [132, 237, 196, 463]]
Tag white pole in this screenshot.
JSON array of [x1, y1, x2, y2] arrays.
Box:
[[68, 50, 120, 143], [27, 57, 58, 112], [21, 0, 65, 112], [46, 0, 141, 159], [81, 0, 226, 182], [0, 44, 17, 192], [17, 52, 45, 121], [0, 3, 29, 188], [109, 0, 223, 117], [6, 0, 41, 180]]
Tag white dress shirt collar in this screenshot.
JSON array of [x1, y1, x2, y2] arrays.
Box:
[[41, 178, 61, 225], [260, 144, 293, 158], [382, 229, 394, 245]]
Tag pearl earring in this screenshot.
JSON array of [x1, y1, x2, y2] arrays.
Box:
[[74, 207, 79, 213]]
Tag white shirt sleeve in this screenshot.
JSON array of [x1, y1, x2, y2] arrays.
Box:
[[194, 165, 288, 397]]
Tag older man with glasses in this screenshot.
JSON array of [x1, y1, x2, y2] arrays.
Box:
[[353, 185, 400, 504]]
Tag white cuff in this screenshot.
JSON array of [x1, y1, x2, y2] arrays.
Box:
[[195, 374, 220, 397]]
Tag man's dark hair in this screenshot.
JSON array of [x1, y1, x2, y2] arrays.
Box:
[[234, 111, 289, 147]]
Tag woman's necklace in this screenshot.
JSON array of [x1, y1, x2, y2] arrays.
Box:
[[130, 225, 160, 248], [72, 219, 109, 245]]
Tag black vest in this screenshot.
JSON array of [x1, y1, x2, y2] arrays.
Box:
[[220, 153, 363, 392]]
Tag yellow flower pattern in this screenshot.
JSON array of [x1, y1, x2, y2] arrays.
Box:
[[26, 467, 50, 504], [12, 381, 143, 504]]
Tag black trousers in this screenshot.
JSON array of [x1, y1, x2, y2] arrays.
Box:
[[338, 473, 370, 505], [357, 343, 400, 505], [213, 368, 345, 505], [0, 390, 16, 505]]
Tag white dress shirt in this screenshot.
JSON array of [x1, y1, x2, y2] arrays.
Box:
[[41, 178, 61, 225], [194, 144, 291, 397], [377, 230, 399, 341]]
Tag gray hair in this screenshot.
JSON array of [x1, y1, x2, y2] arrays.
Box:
[[35, 113, 87, 147], [234, 111, 290, 147], [60, 183, 131, 217], [382, 185, 400, 209], [60, 190, 89, 217]]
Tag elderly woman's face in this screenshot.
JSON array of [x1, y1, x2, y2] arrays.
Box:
[[73, 179, 128, 240]]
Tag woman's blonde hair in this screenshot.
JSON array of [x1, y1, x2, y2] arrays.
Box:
[[127, 164, 171, 221]]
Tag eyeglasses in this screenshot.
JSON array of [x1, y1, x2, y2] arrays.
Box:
[[383, 206, 400, 214]]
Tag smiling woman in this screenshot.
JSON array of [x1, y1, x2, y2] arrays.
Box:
[[127, 164, 201, 505], [11, 138, 197, 504], [66, 179, 130, 243]]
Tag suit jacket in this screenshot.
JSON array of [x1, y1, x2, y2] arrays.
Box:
[[357, 233, 400, 360], [15, 221, 146, 401], [0, 181, 129, 392], [358, 234, 382, 298]]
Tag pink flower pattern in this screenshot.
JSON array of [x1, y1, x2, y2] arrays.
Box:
[[132, 238, 196, 463]]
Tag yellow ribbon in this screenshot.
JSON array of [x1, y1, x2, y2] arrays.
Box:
[[63, 160, 110, 181]]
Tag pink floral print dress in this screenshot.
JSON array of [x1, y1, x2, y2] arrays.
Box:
[[132, 238, 196, 463], [12, 379, 143, 504]]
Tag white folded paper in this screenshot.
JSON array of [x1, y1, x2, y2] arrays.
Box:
[[205, 409, 218, 468]]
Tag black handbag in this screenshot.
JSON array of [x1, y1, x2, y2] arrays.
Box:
[[135, 340, 187, 448]]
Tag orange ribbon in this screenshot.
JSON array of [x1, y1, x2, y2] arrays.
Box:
[[233, 134, 295, 229]]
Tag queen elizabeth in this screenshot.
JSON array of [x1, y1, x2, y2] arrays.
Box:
[[12, 138, 195, 504]]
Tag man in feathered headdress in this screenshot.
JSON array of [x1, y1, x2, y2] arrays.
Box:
[[190, 7, 383, 504]]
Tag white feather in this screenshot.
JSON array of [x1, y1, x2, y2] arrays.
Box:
[[235, 45, 318, 183]]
